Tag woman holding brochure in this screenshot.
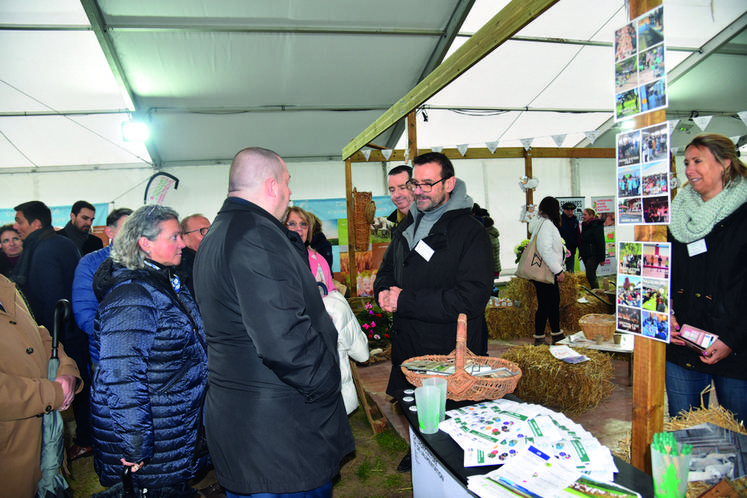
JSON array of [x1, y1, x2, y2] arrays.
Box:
[[667, 134, 747, 421]]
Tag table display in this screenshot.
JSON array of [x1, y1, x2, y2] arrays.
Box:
[[400, 392, 653, 497], [558, 331, 635, 383]]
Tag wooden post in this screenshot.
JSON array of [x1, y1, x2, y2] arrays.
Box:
[[344, 158, 357, 296], [407, 111, 418, 164], [629, 0, 664, 472], [523, 147, 533, 239]]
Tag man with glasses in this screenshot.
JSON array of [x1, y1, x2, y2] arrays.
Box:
[[374, 152, 493, 471], [179, 213, 211, 296]]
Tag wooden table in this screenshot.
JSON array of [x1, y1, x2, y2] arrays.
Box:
[[557, 331, 635, 384]]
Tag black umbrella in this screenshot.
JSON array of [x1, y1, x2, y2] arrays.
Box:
[[37, 300, 72, 498]]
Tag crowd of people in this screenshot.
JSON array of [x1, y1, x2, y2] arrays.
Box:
[[3, 133, 746, 495]]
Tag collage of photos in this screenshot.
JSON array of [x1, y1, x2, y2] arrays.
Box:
[[616, 241, 672, 342], [616, 122, 671, 225], [614, 5, 666, 120]]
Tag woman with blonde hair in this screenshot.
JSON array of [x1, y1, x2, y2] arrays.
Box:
[[284, 206, 336, 295], [667, 134, 747, 421]]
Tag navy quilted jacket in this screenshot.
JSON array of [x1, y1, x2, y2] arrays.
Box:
[[90, 258, 208, 487]]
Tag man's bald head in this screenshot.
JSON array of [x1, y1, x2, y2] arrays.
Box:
[[228, 147, 285, 198]]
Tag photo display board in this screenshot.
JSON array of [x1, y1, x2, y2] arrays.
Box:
[[616, 241, 672, 343], [614, 5, 666, 121], [616, 122, 671, 225]]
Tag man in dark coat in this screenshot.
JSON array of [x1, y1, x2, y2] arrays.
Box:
[[12, 200, 94, 461], [193, 147, 354, 497], [58, 200, 104, 256], [374, 152, 493, 395], [559, 202, 580, 272]]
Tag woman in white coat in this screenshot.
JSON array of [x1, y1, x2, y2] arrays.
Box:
[[323, 292, 369, 414], [528, 196, 566, 345]]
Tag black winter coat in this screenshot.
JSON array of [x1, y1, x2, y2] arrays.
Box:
[[668, 202, 747, 380], [90, 259, 208, 487], [374, 206, 493, 396], [579, 218, 605, 261], [193, 197, 354, 494]]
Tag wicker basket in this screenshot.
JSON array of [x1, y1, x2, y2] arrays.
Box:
[[401, 314, 522, 401], [579, 313, 616, 343]]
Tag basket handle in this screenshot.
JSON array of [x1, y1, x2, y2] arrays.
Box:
[[455, 313, 467, 371]]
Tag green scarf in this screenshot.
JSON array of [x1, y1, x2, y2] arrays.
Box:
[[669, 177, 747, 243]]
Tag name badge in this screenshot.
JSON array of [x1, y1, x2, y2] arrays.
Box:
[[415, 240, 435, 262], [687, 239, 707, 257]]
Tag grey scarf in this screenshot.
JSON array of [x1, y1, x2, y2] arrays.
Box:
[[669, 177, 747, 243]]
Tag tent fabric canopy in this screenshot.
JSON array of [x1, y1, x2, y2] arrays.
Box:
[[1, 0, 745, 172]]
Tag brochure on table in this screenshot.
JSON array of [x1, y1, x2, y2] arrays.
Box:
[[616, 240, 672, 342], [438, 398, 618, 483]]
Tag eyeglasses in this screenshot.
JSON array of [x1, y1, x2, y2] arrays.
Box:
[[286, 222, 308, 229], [406, 177, 449, 193], [184, 227, 209, 236]]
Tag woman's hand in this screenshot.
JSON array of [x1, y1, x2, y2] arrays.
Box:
[[120, 458, 145, 472], [669, 314, 686, 346], [700, 339, 732, 365], [556, 272, 565, 282], [54, 375, 76, 411]]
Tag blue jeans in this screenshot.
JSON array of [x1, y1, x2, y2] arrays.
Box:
[[665, 361, 747, 420], [226, 481, 332, 498]]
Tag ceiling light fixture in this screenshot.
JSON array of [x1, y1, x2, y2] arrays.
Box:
[[122, 117, 150, 142]]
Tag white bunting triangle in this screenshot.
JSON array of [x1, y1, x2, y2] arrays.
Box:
[[692, 116, 712, 131], [431, 146, 443, 153], [739, 111, 747, 127], [730, 136, 741, 147], [552, 134, 567, 147], [671, 146, 679, 155], [381, 149, 393, 160], [361, 149, 371, 161], [666, 120, 678, 136], [456, 144, 469, 156], [520, 138, 534, 151], [486, 141, 499, 153], [584, 131, 599, 144]]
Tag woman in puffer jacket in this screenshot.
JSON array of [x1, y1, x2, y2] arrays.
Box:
[[90, 205, 208, 498]]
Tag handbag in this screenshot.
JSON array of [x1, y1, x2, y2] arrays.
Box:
[[514, 220, 555, 284]]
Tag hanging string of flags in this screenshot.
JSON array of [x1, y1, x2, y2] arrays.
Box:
[[355, 111, 746, 160]]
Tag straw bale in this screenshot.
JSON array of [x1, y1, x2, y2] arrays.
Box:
[[500, 345, 614, 415]]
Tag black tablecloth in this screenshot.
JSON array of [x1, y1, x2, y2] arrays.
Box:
[[399, 392, 653, 496]]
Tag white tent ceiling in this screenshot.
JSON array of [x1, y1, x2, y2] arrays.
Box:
[[1, 0, 746, 173]]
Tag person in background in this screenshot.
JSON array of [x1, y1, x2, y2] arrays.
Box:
[[0, 224, 22, 278], [193, 147, 354, 498], [0, 274, 82, 498], [12, 200, 93, 462], [285, 206, 337, 295], [90, 205, 208, 496], [71, 207, 132, 368], [528, 196, 566, 346], [308, 211, 334, 270], [578, 207, 606, 289], [667, 134, 747, 421], [374, 152, 493, 472], [386, 164, 415, 226], [178, 213, 211, 296], [58, 200, 104, 256], [559, 202, 580, 273]]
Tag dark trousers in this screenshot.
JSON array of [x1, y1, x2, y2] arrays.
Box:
[[583, 256, 600, 289], [64, 334, 93, 446], [531, 280, 560, 336]]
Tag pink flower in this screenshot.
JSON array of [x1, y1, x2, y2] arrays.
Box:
[[370, 321, 376, 327], [374, 334, 380, 340]]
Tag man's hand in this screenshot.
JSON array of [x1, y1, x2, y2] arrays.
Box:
[[378, 287, 402, 313], [378, 290, 391, 311], [54, 374, 75, 411]]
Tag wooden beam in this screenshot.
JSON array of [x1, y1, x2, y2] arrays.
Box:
[[629, 0, 665, 474], [348, 147, 615, 163], [344, 158, 357, 296], [523, 148, 533, 240], [342, 0, 561, 160], [407, 111, 418, 163]]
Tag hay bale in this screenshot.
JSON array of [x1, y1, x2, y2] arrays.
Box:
[[500, 344, 614, 415], [486, 306, 533, 340]]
